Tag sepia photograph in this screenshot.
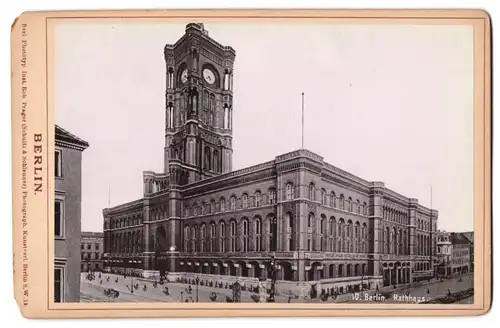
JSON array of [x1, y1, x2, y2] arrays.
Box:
[[51, 19, 478, 305]]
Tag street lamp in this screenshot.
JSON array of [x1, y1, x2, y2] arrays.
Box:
[[195, 276, 200, 302], [267, 254, 278, 302], [128, 259, 134, 293]]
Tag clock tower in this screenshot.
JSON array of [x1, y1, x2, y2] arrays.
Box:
[[164, 23, 235, 184]]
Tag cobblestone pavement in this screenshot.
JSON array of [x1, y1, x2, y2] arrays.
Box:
[[81, 273, 290, 303]]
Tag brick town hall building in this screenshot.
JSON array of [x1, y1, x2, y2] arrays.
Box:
[[103, 23, 438, 295]]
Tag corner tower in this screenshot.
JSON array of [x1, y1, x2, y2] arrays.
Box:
[[164, 23, 235, 184]]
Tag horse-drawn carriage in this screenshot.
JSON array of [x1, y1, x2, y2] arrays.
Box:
[[104, 288, 120, 299]]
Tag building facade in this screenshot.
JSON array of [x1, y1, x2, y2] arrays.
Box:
[[81, 232, 104, 272], [450, 233, 472, 275], [103, 23, 438, 294], [55, 125, 89, 303], [462, 231, 474, 273], [436, 230, 452, 277]]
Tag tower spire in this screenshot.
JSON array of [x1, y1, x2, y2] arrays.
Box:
[[301, 92, 305, 149]]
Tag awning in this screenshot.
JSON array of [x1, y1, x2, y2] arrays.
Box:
[[259, 264, 266, 269], [204, 263, 209, 266], [180, 261, 185, 265], [234, 263, 240, 268], [246, 264, 252, 268], [305, 266, 312, 271], [223, 263, 228, 267], [195, 262, 200, 266], [187, 262, 192, 266], [212, 263, 218, 267]]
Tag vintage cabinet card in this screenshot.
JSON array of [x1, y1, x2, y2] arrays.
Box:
[[10, 9, 491, 318]]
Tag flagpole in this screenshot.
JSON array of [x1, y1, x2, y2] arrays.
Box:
[[301, 92, 304, 149]]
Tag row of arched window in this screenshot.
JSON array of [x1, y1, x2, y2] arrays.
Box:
[[287, 182, 369, 216], [165, 90, 233, 130], [183, 215, 274, 253], [184, 189, 277, 217], [106, 230, 143, 254], [203, 146, 221, 173], [415, 262, 431, 271], [417, 219, 431, 231], [383, 206, 409, 225], [381, 226, 410, 255], [306, 214, 369, 253], [106, 215, 143, 230], [416, 234, 432, 256]]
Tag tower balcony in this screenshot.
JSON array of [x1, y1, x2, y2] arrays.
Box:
[[143, 171, 169, 196]]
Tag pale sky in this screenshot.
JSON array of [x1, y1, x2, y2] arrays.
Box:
[[54, 21, 474, 233]]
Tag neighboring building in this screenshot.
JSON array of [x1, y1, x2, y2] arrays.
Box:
[[462, 231, 474, 273], [81, 232, 104, 272], [450, 233, 471, 275], [102, 23, 438, 295], [54, 125, 89, 303], [436, 230, 452, 277]]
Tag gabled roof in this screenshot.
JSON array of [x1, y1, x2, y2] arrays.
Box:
[[462, 231, 474, 244], [450, 233, 472, 245], [55, 125, 89, 151]]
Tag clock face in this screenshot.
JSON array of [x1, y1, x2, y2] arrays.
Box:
[[181, 69, 188, 84], [203, 68, 216, 85]]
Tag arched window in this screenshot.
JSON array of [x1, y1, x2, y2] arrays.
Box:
[[348, 197, 353, 212], [254, 191, 261, 207], [203, 90, 209, 109], [268, 188, 276, 204], [308, 213, 314, 228], [242, 193, 249, 209], [204, 147, 211, 171], [329, 217, 336, 252], [286, 213, 295, 251], [286, 183, 294, 200], [167, 103, 174, 128], [200, 225, 206, 253], [308, 183, 316, 200], [356, 200, 361, 213], [242, 219, 249, 252], [191, 226, 197, 253], [320, 189, 326, 205], [339, 194, 345, 210], [330, 192, 336, 207], [230, 196, 236, 211], [210, 222, 216, 252], [223, 105, 229, 129], [254, 218, 262, 252], [193, 203, 198, 216], [385, 227, 390, 254], [209, 94, 216, 126], [212, 150, 219, 173], [167, 67, 174, 88], [201, 201, 206, 215], [230, 221, 237, 252], [320, 215, 327, 251], [392, 227, 397, 255], [219, 221, 226, 252], [219, 197, 226, 212], [224, 70, 230, 90], [210, 200, 216, 214]]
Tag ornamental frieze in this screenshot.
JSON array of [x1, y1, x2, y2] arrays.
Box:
[[200, 48, 224, 66]]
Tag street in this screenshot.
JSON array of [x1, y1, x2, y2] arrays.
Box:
[[338, 274, 474, 304], [81, 272, 290, 303], [81, 272, 473, 304]]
